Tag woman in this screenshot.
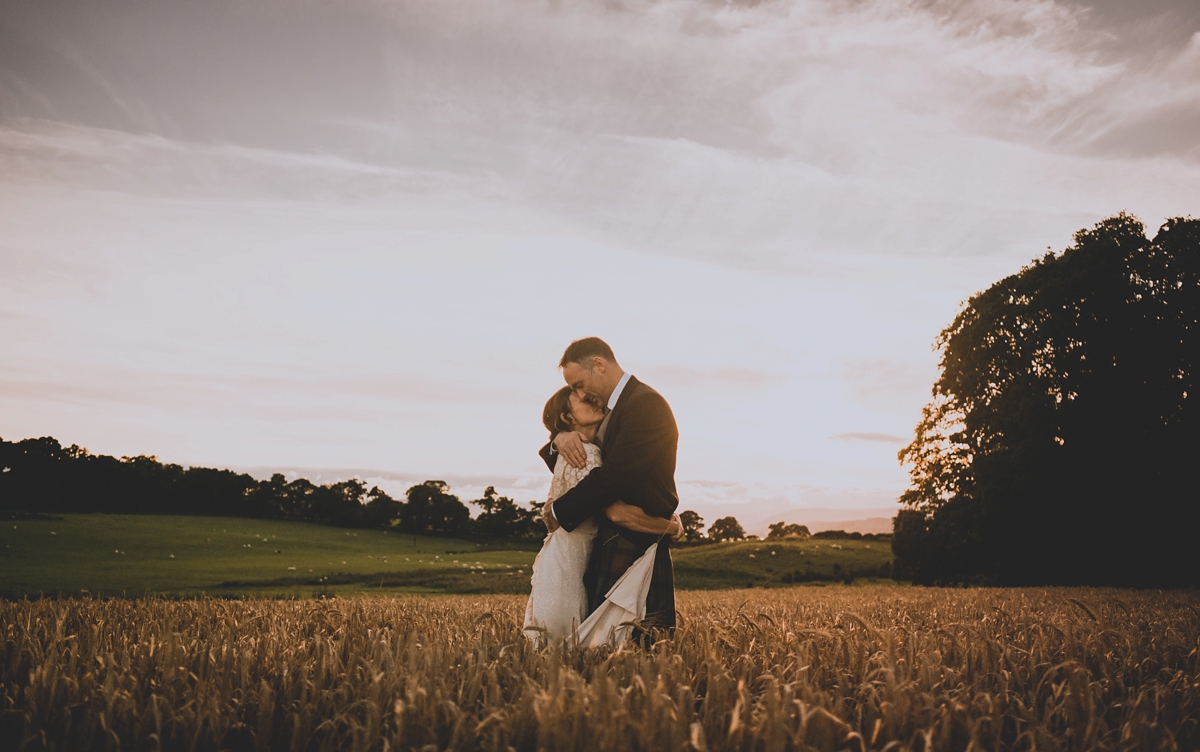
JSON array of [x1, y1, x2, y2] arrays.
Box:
[[523, 386, 681, 646]]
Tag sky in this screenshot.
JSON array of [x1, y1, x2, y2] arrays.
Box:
[[2, 0, 1198, 531]]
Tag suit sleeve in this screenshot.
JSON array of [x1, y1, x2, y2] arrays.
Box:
[[538, 441, 556, 472], [551, 391, 676, 532]]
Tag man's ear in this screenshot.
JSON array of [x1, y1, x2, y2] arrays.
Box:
[[591, 357, 607, 374]]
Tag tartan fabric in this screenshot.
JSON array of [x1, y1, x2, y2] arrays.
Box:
[[584, 517, 676, 630]]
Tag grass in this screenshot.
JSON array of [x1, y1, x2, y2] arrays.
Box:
[[2, 588, 1196, 751], [0, 515, 897, 598], [0, 514, 536, 597], [673, 538, 893, 589]]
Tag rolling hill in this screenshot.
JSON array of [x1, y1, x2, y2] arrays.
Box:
[[1, 514, 896, 597]]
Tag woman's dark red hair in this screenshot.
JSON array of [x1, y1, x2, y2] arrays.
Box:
[[542, 386, 573, 438]]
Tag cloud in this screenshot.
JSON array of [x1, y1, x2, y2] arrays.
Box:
[[0, 362, 533, 417], [829, 432, 908, 443], [3, 0, 1198, 269], [231, 466, 556, 507], [0, 120, 493, 203], [1, 0, 1197, 515], [641, 366, 774, 390]]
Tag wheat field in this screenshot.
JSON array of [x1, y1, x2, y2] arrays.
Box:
[[2, 587, 1196, 751]]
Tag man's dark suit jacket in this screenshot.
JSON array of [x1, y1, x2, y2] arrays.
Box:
[[539, 375, 679, 629]]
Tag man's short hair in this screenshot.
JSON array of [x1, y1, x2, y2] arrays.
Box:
[[559, 337, 617, 369]]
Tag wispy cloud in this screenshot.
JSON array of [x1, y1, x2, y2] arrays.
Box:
[[829, 432, 908, 444], [0, 121, 494, 202], [642, 366, 775, 390], [1, 0, 1197, 512], [3, 0, 1198, 265]]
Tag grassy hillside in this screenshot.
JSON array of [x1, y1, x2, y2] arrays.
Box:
[[673, 537, 893, 589], [0, 515, 895, 597], [0, 514, 537, 597]]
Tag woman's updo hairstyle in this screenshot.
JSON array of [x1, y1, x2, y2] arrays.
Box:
[[542, 386, 574, 438]]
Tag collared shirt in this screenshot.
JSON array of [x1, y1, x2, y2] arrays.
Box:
[[608, 371, 632, 411]]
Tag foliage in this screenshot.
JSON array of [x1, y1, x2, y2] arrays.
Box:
[[810, 530, 890, 542], [2, 588, 1197, 751], [896, 214, 1199, 586], [469, 486, 543, 539], [0, 437, 259, 517], [399, 481, 471, 534], [707, 516, 746, 542], [0, 437, 543, 538], [767, 522, 810, 540], [678, 510, 706, 542], [362, 487, 404, 528], [889, 510, 929, 582]]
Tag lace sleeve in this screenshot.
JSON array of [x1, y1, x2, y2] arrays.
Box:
[[549, 444, 603, 502]]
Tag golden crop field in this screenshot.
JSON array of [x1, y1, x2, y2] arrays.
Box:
[[2, 587, 1196, 751]]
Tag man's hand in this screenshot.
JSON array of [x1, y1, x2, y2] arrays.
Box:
[[541, 500, 560, 532], [553, 431, 588, 469], [669, 513, 684, 542], [605, 501, 683, 539]]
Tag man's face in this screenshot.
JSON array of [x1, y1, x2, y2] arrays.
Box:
[[561, 360, 609, 411]]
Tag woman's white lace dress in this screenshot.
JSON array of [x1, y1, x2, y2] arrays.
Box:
[[522, 443, 601, 644]]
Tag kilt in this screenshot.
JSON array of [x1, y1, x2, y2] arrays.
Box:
[[584, 518, 676, 632]]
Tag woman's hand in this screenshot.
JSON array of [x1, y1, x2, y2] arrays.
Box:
[[542, 499, 560, 532], [553, 431, 588, 469]]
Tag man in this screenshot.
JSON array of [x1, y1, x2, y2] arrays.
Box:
[[540, 337, 679, 632]]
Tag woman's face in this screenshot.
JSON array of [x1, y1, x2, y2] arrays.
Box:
[[568, 391, 606, 428]]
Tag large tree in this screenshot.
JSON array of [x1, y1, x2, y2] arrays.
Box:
[[678, 510, 706, 542], [362, 486, 403, 528], [469, 486, 541, 539], [767, 522, 810, 540], [401, 480, 471, 535], [708, 516, 746, 542], [895, 214, 1198, 586]]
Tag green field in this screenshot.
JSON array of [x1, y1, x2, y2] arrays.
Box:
[[0, 514, 895, 597], [0, 514, 537, 597], [674, 536, 893, 589]]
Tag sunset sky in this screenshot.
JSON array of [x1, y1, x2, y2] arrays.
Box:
[[2, 0, 1198, 529]]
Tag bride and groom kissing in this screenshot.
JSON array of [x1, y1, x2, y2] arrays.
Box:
[[522, 337, 685, 648]]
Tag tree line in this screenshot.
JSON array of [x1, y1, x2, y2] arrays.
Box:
[[1, 435, 890, 546], [680, 515, 891, 544], [894, 214, 1197, 587], [0, 437, 544, 538]]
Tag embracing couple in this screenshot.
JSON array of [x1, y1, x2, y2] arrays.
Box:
[[522, 337, 684, 648]]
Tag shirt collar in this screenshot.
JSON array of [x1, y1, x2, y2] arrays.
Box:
[[607, 372, 632, 411]]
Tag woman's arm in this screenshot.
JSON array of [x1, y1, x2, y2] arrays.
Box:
[[605, 501, 683, 540], [550, 391, 675, 530]]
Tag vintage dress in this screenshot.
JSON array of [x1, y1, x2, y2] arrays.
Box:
[[522, 444, 601, 644], [523, 441, 663, 647]]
